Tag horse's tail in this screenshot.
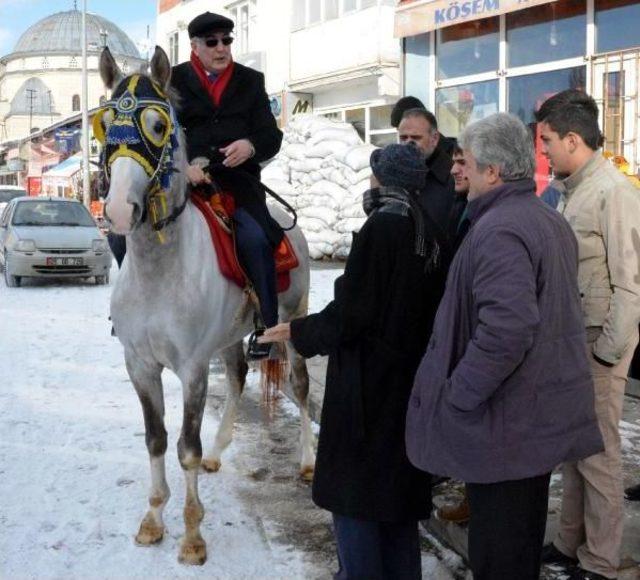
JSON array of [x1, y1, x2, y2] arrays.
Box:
[[260, 345, 288, 404]]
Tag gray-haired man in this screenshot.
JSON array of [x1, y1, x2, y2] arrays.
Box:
[[405, 113, 603, 580]]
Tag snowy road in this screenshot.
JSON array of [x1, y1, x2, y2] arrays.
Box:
[[0, 263, 458, 579]]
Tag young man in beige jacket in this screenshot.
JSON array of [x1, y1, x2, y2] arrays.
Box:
[[537, 89, 640, 580]]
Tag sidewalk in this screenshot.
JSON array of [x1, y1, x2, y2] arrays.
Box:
[[303, 356, 640, 580]]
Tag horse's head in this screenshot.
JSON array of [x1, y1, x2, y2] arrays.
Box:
[[97, 46, 183, 235]]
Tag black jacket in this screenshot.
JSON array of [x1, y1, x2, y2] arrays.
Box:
[[418, 146, 455, 236], [290, 210, 447, 522], [171, 61, 284, 246]]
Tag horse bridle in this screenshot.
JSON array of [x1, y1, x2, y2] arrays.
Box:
[[95, 75, 187, 237]]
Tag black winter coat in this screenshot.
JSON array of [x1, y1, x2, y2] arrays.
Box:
[[290, 210, 447, 522], [170, 61, 284, 246], [418, 146, 455, 235]]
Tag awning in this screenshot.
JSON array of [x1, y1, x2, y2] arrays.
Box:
[[41, 153, 96, 179], [395, 0, 559, 38]]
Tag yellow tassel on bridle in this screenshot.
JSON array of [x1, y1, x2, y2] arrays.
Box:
[[148, 188, 169, 244]]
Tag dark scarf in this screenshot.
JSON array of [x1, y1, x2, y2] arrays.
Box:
[[363, 186, 440, 272], [190, 51, 235, 106]]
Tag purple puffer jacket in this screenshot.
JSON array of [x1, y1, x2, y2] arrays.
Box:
[[405, 179, 604, 484]]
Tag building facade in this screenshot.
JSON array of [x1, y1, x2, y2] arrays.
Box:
[[397, 0, 640, 189], [157, 0, 400, 146]]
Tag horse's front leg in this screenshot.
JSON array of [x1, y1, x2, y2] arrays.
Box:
[[286, 342, 316, 481], [177, 366, 208, 565], [126, 358, 170, 546], [202, 341, 247, 473]]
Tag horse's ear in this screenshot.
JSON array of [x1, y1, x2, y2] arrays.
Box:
[[99, 47, 123, 90], [150, 46, 172, 91]]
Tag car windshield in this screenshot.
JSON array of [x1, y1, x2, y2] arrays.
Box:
[[12, 201, 96, 227], [0, 189, 26, 203]]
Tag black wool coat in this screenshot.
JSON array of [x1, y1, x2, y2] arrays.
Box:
[[290, 210, 447, 522], [418, 146, 455, 236], [170, 61, 284, 246]]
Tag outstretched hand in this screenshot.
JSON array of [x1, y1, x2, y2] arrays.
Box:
[[258, 323, 291, 343]]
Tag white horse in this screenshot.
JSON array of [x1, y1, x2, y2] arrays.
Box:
[[99, 46, 315, 565]]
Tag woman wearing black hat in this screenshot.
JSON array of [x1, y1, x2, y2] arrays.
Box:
[[260, 143, 447, 579], [170, 11, 284, 359]]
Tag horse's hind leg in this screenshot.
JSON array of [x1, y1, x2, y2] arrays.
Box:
[[202, 341, 247, 473], [177, 365, 208, 565], [126, 358, 170, 546]]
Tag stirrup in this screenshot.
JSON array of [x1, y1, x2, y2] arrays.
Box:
[[247, 329, 272, 361]]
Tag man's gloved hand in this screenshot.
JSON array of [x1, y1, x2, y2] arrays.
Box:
[[220, 139, 255, 168]]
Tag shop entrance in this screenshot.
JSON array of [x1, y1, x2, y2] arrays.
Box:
[[590, 49, 640, 179]]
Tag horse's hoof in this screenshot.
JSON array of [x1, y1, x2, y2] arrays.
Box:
[[201, 458, 221, 473], [135, 516, 164, 546], [299, 465, 314, 482], [178, 537, 207, 566]]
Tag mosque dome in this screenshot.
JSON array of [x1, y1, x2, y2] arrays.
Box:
[[11, 10, 140, 59]]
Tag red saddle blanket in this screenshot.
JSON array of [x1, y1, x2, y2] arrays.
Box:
[[191, 194, 298, 293]]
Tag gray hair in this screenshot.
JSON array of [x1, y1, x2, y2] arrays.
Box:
[[459, 113, 535, 181]]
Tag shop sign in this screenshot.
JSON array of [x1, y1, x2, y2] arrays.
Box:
[[395, 0, 558, 37]]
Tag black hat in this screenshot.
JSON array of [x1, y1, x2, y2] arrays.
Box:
[[390, 96, 426, 128], [370, 143, 427, 192], [188, 12, 234, 38]]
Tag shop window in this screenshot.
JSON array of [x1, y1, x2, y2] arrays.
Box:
[[437, 17, 499, 80], [435, 80, 499, 139], [508, 67, 586, 192], [291, 0, 306, 30], [369, 105, 393, 131], [507, 0, 585, 68], [343, 0, 357, 12], [404, 34, 430, 107], [596, 0, 640, 53], [307, 0, 321, 24], [370, 133, 396, 147], [325, 0, 339, 20], [72, 94, 80, 112], [345, 108, 366, 141]]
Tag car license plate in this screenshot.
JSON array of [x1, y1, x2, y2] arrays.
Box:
[[46, 257, 83, 266]]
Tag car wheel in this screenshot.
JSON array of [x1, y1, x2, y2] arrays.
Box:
[[4, 255, 21, 287]]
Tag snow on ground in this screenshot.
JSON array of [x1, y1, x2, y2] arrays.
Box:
[[0, 263, 458, 579]]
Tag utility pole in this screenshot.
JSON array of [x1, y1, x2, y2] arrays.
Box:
[[81, 0, 91, 209], [26, 88, 37, 133], [47, 90, 53, 125]]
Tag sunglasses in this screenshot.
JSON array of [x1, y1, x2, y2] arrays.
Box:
[[203, 37, 234, 48]]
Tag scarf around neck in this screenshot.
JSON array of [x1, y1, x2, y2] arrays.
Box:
[[190, 51, 235, 107], [363, 186, 440, 272]]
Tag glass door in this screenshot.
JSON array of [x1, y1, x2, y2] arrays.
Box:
[[590, 50, 640, 180]]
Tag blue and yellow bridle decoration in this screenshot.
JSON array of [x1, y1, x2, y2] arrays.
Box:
[[94, 75, 180, 242]]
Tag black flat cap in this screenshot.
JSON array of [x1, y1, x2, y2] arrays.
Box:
[[188, 12, 234, 38]]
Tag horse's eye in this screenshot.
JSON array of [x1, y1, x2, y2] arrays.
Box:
[[154, 120, 166, 134]]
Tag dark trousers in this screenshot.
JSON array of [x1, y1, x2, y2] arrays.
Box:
[[466, 472, 551, 580], [331, 513, 421, 580], [233, 208, 278, 328]]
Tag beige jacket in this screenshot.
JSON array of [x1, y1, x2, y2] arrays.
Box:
[[558, 154, 640, 364]]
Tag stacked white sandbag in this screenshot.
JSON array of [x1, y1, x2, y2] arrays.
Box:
[[263, 114, 380, 260]]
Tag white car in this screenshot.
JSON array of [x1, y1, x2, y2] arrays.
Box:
[[0, 196, 112, 287]]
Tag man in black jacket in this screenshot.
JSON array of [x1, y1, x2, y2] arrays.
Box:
[[259, 143, 447, 579], [170, 11, 283, 359], [398, 108, 455, 234]]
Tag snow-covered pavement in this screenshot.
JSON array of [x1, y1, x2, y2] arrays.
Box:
[[0, 263, 459, 579]]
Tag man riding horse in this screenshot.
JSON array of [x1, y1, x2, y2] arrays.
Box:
[[171, 11, 283, 360]]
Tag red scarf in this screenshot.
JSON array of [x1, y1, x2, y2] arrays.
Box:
[[190, 51, 235, 107]]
